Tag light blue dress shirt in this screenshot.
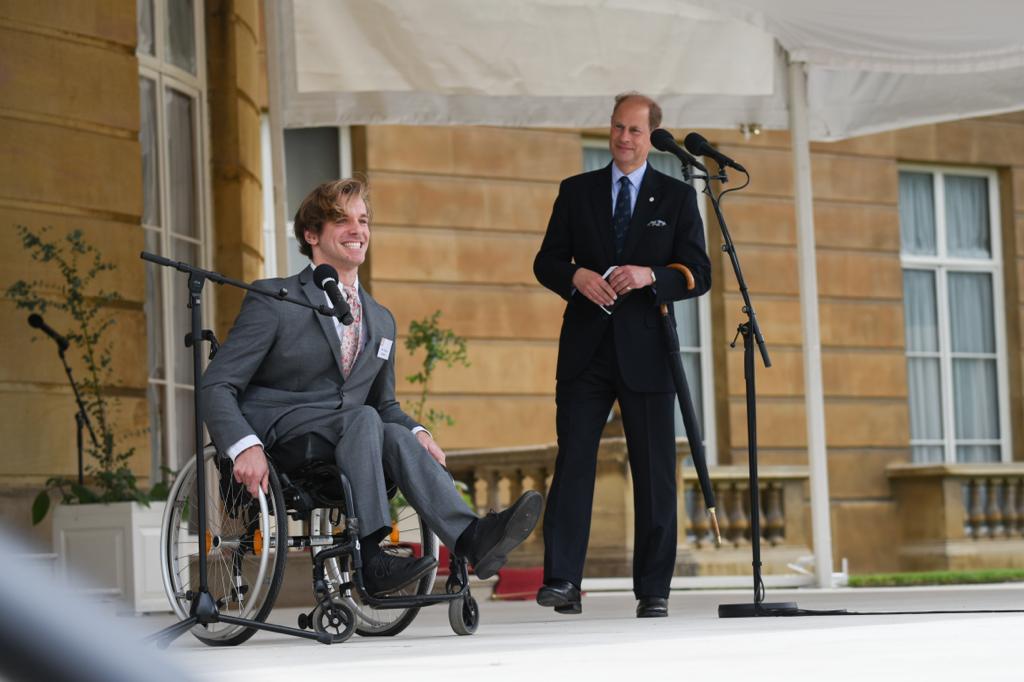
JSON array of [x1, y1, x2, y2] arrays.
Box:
[[610, 161, 648, 216]]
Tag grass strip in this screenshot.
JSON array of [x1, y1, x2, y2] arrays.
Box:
[[849, 568, 1024, 587]]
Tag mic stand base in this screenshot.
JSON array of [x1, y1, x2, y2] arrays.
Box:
[[145, 588, 330, 648], [718, 602, 800, 618]]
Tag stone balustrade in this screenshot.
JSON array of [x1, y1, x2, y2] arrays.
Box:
[[887, 463, 1024, 571], [446, 439, 811, 576], [682, 465, 808, 550]]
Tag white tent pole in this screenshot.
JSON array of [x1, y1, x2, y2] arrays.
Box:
[[263, 0, 290, 278], [787, 59, 835, 588]]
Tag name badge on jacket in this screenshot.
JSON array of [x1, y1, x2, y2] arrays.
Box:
[[377, 338, 393, 360]]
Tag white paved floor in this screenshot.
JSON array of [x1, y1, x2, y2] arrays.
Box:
[[140, 584, 1024, 682]]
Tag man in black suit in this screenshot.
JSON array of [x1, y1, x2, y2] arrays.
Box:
[[533, 94, 711, 618]]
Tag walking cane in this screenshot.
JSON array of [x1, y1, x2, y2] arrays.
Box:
[[660, 263, 721, 545]]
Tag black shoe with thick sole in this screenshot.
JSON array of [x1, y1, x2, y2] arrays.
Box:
[[636, 596, 669, 618], [362, 552, 437, 597], [467, 490, 542, 580], [537, 580, 582, 615]]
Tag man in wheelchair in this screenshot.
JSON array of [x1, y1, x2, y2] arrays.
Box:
[[202, 178, 541, 598]]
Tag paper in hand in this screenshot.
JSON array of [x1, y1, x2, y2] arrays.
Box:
[[599, 266, 630, 315]]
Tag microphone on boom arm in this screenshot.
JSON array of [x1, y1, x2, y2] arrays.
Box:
[[650, 129, 708, 176], [312, 264, 354, 326], [28, 314, 70, 352], [683, 132, 747, 173]]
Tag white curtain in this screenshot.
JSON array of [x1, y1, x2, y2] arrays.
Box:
[[902, 270, 942, 463], [898, 171, 935, 256], [140, 78, 160, 227], [949, 272, 995, 353], [902, 270, 938, 353], [945, 176, 990, 259], [949, 272, 999, 462], [901, 171, 1001, 464]]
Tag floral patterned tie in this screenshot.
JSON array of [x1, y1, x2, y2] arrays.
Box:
[[340, 284, 362, 379]]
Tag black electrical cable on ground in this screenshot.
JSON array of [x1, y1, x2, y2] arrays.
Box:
[[758, 606, 1024, 616]]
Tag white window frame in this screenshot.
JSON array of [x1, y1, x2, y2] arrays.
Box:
[[899, 164, 1011, 464], [582, 139, 718, 463], [138, 0, 213, 475]]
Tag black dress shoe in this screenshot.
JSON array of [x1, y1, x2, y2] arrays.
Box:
[[466, 490, 542, 579], [636, 596, 669, 618], [536, 580, 582, 614], [362, 552, 437, 597]]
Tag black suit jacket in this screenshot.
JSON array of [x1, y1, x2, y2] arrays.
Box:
[[533, 163, 711, 393]]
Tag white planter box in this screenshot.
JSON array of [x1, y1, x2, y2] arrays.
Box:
[[52, 501, 169, 613]]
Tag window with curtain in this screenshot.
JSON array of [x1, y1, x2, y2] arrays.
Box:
[[898, 167, 1009, 463], [582, 144, 716, 461], [138, 0, 209, 473]]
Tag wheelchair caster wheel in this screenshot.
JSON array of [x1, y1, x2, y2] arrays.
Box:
[[297, 612, 310, 630], [448, 595, 479, 636], [312, 598, 356, 643]]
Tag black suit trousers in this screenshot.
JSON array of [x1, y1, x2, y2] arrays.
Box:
[[542, 327, 677, 598]]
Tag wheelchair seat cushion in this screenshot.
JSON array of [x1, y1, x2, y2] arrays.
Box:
[[268, 433, 337, 475]]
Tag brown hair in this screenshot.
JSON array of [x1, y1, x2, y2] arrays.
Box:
[[293, 178, 371, 259], [612, 92, 663, 130]]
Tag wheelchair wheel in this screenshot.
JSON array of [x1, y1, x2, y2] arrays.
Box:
[[311, 597, 356, 643], [160, 446, 288, 647], [448, 594, 480, 636], [314, 497, 439, 637]]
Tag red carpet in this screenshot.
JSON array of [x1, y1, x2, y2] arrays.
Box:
[[491, 566, 545, 601]]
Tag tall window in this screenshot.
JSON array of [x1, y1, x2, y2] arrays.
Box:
[[138, 0, 210, 472], [898, 167, 1010, 463], [583, 145, 717, 462]]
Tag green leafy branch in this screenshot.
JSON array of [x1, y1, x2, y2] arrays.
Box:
[[6, 226, 167, 523], [403, 310, 470, 435]]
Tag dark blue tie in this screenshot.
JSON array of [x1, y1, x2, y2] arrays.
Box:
[[612, 176, 632, 259]]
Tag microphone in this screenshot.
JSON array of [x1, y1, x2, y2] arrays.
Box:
[[312, 264, 354, 326], [28, 314, 69, 352], [650, 129, 708, 175], [683, 132, 747, 173]]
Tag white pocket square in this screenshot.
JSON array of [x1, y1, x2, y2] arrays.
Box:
[[646, 219, 667, 228]]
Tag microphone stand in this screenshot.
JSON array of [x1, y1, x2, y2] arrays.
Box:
[[49, 333, 99, 486], [672, 147, 1024, 619], [681, 159, 802, 618], [142, 251, 342, 647]]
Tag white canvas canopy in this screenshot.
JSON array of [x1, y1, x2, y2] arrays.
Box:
[[273, 0, 1024, 140], [263, 0, 1024, 589]]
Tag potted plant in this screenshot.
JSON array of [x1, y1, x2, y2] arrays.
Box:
[[7, 226, 171, 613]]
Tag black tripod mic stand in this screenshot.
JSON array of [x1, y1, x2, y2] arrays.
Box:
[[678, 159, 803, 617], [29, 314, 97, 485], [141, 251, 346, 646]]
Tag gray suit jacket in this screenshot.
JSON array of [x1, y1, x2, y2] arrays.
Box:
[[201, 266, 418, 453]]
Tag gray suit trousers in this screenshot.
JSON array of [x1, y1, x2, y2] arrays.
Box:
[[298, 405, 475, 548]]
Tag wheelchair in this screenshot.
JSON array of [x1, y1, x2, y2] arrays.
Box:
[[159, 434, 480, 646]]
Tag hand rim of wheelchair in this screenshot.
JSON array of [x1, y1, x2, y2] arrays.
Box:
[[160, 445, 286, 646]]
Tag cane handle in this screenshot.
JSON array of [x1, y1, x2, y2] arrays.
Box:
[[658, 263, 696, 316]]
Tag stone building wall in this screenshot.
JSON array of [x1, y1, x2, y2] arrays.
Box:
[[0, 1, 148, 545]]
